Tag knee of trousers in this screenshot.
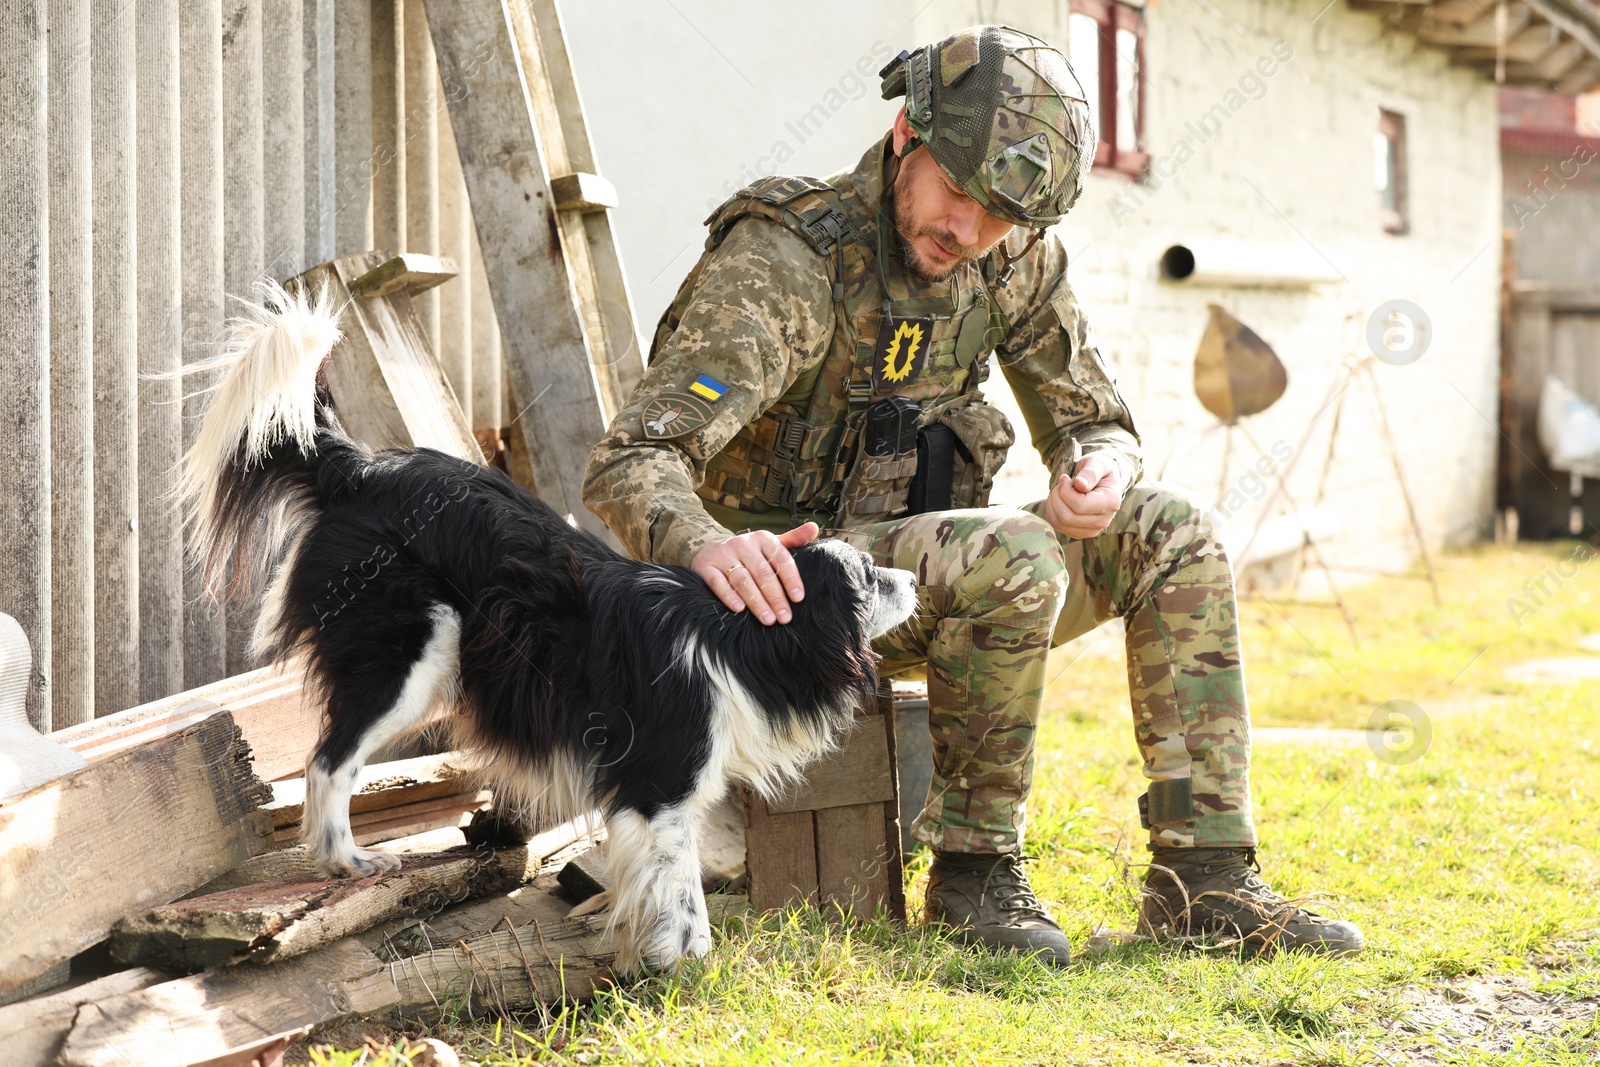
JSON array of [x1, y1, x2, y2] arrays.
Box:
[[950, 510, 1068, 626], [1126, 481, 1233, 571]]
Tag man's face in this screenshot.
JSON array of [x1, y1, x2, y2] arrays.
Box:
[[889, 109, 1017, 283]]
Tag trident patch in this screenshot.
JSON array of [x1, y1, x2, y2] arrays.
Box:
[[641, 391, 717, 440], [873, 315, 931, 390]]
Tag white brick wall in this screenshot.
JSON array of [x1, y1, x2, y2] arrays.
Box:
[[568, 0, 1503, 573]]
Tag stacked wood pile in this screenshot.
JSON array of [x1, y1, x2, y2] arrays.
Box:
[[0, 664, 747, 1067]]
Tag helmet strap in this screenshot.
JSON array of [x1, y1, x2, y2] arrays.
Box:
[[991, 228, 1044, 288]]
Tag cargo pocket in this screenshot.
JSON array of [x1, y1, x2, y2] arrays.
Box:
[[942, 400, 1015, 509]]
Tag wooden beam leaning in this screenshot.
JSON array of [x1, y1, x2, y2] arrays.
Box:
[[0, 713, 273, 996], [528, 0, 648, 401], [292, 250, 480, 461], [426, 0, 615, 537]]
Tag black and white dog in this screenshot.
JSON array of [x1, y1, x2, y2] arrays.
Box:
[[181, 285, 918, 971]]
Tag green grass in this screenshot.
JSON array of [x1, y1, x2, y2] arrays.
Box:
[[312, 541, 1600, 1066]]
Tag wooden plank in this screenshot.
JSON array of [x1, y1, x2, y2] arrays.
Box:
[[0, 713, 273, 996], [526, 0, 646, 400], [294, 250, 481, 461], [264, 753, 472, 828], [50, 663, 316, 782], [60, 887, 750, 1066], [425, 0, 613, 535], [742, 788, 818, 912], [438, 90, 475, 420], [767, 710, 894, 814], [109, 844, 530, 970], [359, 819, 602, 954], [348, 252, 459, 299], [1511, 282, 1600, 311], [815, 803, 893, 913], [550, 172, 619, 213], [505, 2, 617, 420], [699, 789, 747, 890], [272, 789, 492, 848], [58, 938, 391, 1067], [403, 0, 441, 357], [0, 968, 168, 1067]]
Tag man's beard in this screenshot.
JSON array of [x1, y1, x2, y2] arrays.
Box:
[[889, 169, 981, 283]]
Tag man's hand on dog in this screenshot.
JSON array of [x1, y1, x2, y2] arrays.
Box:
[[694, 522, 819, 625], [1046, 452, 1124, 539]]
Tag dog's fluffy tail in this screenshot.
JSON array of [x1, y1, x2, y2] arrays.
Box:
[[179, 279, 344, 600]]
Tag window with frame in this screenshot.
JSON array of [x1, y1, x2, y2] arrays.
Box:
[[1068, 0, 1148, 179], [1374, 109, 1409, 234]]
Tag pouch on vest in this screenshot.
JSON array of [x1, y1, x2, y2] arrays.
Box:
[[837, 396, 920, 526], [941, 399, 1016, 509], [907, 424, 963, 514]]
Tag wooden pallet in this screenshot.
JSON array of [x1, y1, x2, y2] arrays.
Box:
[[742, 684, 906, 921]]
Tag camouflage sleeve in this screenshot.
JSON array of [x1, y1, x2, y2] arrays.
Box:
[[991, 231, 1143, 489], [582, 218, 836, 565]]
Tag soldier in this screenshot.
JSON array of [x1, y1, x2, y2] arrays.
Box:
[[584, 25, 1363, 965]]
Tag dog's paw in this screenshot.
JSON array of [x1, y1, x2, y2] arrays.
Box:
[[318, 846, 402, 879]]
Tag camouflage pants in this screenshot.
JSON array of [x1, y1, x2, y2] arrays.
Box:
[[834, 481, 1257, 854]]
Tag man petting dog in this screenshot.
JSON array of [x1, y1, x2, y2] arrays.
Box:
[[584, 25, 1362, 965]]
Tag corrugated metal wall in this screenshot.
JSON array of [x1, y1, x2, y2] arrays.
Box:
[[0, 0, 504, 732]]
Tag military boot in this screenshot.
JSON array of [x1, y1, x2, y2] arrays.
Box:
[[1140, 847, 1364, 957], [925, 851, 1072, 967]]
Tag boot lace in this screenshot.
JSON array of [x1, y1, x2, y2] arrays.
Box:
[[1212, 849, 1275, 899], [978, 854, 1049, 918]]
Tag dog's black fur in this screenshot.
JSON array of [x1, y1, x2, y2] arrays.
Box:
[[184, 288, 917, 970]]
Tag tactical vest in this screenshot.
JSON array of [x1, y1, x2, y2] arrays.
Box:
[[649, 170, 1017, 533]]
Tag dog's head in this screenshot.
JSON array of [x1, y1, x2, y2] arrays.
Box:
[[789, 538, 918, 643], [713, 536, 917, 726]]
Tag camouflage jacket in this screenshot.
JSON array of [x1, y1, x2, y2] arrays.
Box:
[[582, 134, 1142, 567]]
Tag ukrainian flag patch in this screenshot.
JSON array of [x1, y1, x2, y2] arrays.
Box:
[[688, 374, 728, 402]]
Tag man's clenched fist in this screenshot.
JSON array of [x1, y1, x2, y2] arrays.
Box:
[[1044, 452, 1124, 539]]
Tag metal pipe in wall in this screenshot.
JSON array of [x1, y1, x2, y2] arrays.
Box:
[[1158, 240, 1347, 288]]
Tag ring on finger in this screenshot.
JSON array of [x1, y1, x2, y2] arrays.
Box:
[[725, 562, 746, 577]]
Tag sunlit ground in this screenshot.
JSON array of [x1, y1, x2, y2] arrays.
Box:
[[313, 541, 1600, 1066]]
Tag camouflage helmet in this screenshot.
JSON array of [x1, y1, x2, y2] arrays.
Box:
[[879, 25, 1095, 227]]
